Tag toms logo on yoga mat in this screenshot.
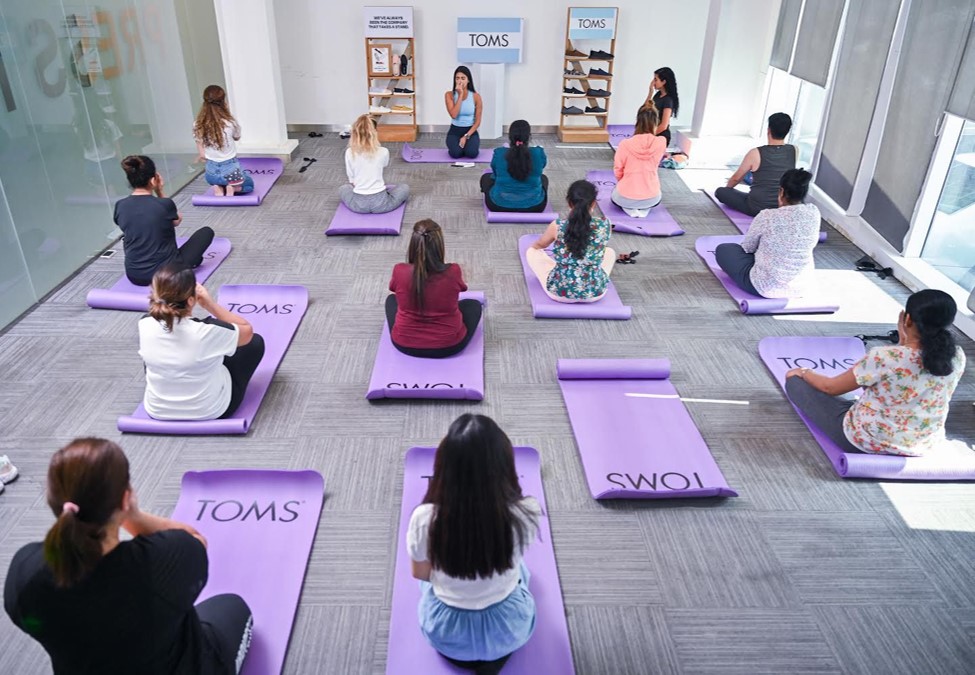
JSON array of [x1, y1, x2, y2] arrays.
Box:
[[192, 499, 305, 523], [774, 356, 858, 371], [243, 168, 277, 175], [607, 471, 709, 491], [386, 382, 465, 390], [225, 303, 295, 314]]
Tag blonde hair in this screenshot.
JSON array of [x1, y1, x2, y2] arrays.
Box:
[[634, 103, 660, 136], [193, 85, 240, 151], [349, 114, 381, 157]]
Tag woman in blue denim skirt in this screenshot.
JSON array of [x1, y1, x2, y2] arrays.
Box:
[[407, 414, 540, 675], [193, 85, 254, 198]]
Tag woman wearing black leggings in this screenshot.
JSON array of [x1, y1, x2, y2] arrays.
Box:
[[138, 264, 265, 421]]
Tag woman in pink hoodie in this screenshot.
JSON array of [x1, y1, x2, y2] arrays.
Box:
[[612, 105, 666, 218]]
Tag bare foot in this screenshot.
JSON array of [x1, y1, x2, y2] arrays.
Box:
[[212, 185, 225, 197], [225, 183, 240, 197]]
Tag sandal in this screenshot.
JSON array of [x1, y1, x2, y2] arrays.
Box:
[[617, 251, 639, 264], [308, 131, 323, 138], [298, 157, 318, 173]]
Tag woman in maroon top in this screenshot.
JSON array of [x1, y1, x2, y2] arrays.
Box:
[[386, 219, 482, 358]]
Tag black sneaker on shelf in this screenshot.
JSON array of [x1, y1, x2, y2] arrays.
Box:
[[393, 87, 415, 94], [589, 49, 614, 60], [588, 68, 612, 78], [586, 88, 611, 97], [584, 105, 607, 115], [562, 105, 585, 115], [563, 86, 585, 97]]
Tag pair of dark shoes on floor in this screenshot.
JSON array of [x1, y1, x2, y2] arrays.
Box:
[[617, 251, 639, 264]]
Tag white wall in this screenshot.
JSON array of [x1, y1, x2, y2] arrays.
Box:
[[274, 0, 712, 129]]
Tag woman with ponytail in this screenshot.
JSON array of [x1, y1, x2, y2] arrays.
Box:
[[785, 289, 966, 456], [139, 264, 265, 420], [386, 219, 482, 358], [480, 120, 548, 213], [114, 154, 215, 286], [194, 84, 254, 197], [527, 180, 615, 303], [612, 105, 666, 218], [5, 438, 253, 674]]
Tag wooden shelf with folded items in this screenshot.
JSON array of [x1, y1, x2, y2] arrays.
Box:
[[365, 37, 417, 142], [558, 7, 619, 143]]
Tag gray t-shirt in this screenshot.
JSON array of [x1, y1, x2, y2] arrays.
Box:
[[748, 144, 797, 211]]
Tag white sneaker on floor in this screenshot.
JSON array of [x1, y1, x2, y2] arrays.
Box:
[[621, 207, 650, 218], [0, 455, 18, 484]]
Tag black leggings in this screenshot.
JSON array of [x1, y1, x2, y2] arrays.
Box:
[[220, 334, 265, 418], [713, 187, 762, 217], [385, 295, 482, 359], [127, 226, 216, 286], [196, 593, 253, 675], [714, 242, 761, 296], [480, 174, 549, 213], [444, 653, 512, 675]]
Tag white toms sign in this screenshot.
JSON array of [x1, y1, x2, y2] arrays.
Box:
[[363, 6, 414, 38]]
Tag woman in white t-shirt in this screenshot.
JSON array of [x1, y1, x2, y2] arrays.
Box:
[[407, 414, 540, 674], [338, 114, 409, 214], [785, 290, 966, 457], [139, 264, 265, 421], [193, 85, 254, 198]]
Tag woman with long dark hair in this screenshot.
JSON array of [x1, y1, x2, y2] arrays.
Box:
[[386, 219, 482, 358], [4, 438, 253, 674], [194, 84, 254, 197], [480, 120, 548, 213], [444, 66, 483, 159], [114, 155, 215, 286], [612, 105, 666, 218], [526, 180, 616, 302], [408, 414, 540, 674], [139, 264, 265, 420], [785, 289, 966, 456], [644, 66, 679, 147]]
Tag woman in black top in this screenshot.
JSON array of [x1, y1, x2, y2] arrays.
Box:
[[4, 438, 252, 675], [645, 67, 680, 148], [114, 155, 215, 286]]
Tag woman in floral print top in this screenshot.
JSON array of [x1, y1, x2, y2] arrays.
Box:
[[784, 290, 966, 456], [526, 180, 615, 302]]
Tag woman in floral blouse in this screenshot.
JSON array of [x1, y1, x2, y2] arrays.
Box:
[[785, 290, 966, 456], [526, 179, 615, 302]]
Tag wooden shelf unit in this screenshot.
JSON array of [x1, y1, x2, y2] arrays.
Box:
[[365, 37, 417, 143], [558, 7, 619, 143]]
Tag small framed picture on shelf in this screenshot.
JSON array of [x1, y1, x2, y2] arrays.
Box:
[[368, 44, 393, 76]]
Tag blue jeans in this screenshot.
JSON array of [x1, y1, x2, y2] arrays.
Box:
[[205, 158, 254, 193]]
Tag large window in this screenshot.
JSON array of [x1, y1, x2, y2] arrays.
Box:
[[920, 120, 975, 292], [761, 67, 827, 168]]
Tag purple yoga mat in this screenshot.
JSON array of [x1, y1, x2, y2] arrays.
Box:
[[191, 158, 284, 206], [483, 200, 558, 224], [326, 199, 406, 236], [367, 291, 485, 400], [760, 336, 975, 480], [170, 469, 324, 675], [702, 188, 827, 242], [401, 143, 491, 163], [587, 170, 684, 237], [695, 235, 839, 315], [86, 237, 232, 311], [518, 234, 631, 320], [118, 285, 308, 434], [607, 124, 634, 150], [386, 446, 574, 675], [558, 358, 737, 499]]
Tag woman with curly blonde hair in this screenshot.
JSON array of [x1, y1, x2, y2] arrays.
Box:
[[194, 85, 254, 198], [339, 114, 409, 214]]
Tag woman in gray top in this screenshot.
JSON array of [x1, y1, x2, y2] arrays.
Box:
[[715, 112, 797, 216]]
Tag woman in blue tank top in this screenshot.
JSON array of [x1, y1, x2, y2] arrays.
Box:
[[444, 66, 483, 159]]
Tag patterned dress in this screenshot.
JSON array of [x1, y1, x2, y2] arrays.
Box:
[[545, 217, 612, 301], [843, 345, 966, 456]]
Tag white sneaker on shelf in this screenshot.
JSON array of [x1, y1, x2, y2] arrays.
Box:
[[369, 87, 393, 95], [621, 207, 650, 218], [0, 455, 18, 485], [369, 105, 391, 114]]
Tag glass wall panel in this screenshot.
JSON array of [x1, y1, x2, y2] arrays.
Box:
[[920, 120, 975, 291], [0, 1, 223, 331]]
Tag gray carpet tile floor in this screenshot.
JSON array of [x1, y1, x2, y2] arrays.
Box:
[[2, 133, 975, 674]]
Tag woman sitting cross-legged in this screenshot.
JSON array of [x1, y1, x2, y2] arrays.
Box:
[[526, 180, 615, 303], [140, 264, 265, 421], [386, 219, 482, 358], [785, 289, 966, 457], [480, 119, 548, 213], [408, 414, 541, 675], [4, 437, 253, 675], [714, 168, 820, 298], [339, 113, 410, 214], [611, 104, 666, 218]]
